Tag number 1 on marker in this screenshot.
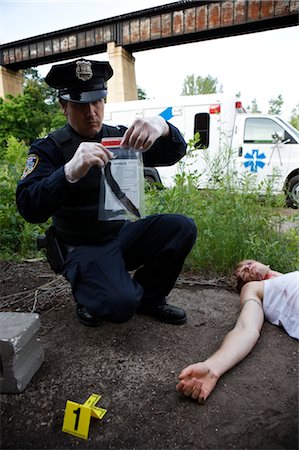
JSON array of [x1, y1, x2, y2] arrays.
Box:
[[73, 407, 81, 430], [62, 401, 91, 440]]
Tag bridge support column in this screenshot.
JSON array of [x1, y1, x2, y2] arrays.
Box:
[[0, 66, 23, 99], [106, 41, 138, 103]]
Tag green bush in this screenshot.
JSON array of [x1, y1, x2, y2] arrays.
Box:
[[0, 136, 48, 259]]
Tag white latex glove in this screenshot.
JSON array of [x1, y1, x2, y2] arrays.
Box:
[[121, 116, 169, 151], [64, 142, 114, 183]]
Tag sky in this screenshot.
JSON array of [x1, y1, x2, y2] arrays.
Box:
[[1, 0, 299, 120]]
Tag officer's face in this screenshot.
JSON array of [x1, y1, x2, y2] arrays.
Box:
[[61, 99, 105, 138]]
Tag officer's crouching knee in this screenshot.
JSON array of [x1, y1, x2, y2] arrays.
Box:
[[174, 215, 197, 246], [101, 293, 139, 324], [185, 216, 197, 243]]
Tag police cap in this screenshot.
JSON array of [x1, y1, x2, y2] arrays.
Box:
[[45, 59, 113, 103]]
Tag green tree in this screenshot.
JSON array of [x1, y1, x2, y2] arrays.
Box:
[[246, 98, 261, 113], [0, 93, 49, 151], [290, 104, 299, 130], [137, 86, 147, 100], [0, 70, 65, 153], [182, 74, 219, 95], [23, 68, 58, 107], [268, 94, 284, 115], [23, 69, 65, 128]]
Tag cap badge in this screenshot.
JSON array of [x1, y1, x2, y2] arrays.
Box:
[[75, 60, 93, 81]]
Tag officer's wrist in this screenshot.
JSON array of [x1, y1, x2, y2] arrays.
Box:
[[157, 116, 169, 137], [64, 163, 78, 183]]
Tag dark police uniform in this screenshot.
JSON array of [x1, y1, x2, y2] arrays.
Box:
[[16, 59, 197, 326]]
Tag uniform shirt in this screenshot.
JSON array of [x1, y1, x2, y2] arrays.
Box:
[[263, 271, 299, 339], [16, 122, 187, 245]]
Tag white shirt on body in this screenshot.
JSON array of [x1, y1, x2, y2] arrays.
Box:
[[263, 271, 299, 339]]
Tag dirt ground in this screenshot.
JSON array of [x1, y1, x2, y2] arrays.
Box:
[[0, 260, 298, 450]]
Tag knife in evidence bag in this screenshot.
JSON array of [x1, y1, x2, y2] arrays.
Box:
[[104, 161, 141, 218]]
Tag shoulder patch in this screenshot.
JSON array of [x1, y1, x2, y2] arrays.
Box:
[[21, 154, 39, 179]]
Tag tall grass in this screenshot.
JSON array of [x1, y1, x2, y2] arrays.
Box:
[[0, 137, 48, 259], [145, 139, 299, 276]]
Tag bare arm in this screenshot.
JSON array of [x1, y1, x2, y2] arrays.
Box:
[[176, 282, 265, 403]]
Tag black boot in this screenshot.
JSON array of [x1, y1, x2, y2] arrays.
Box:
[[76, 304, 101, 327], [137, 303, 187, 325]]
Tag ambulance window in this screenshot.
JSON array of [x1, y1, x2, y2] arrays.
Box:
[[244, 118, 286, 143], [194, 113, 210, 148]]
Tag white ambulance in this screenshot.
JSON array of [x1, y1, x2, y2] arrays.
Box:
[[104, 94, 299, 207]]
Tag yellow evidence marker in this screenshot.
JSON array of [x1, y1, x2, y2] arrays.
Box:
[[62, 393, 107, 440]]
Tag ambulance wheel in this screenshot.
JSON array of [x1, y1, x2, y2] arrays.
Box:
[[286, 174, 299, 208], [145, 175, 155, 184], [145, 175, 163, 189]]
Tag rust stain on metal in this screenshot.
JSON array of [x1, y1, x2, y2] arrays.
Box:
[[161, 13, 172, 37], [290, 0, 299, 13], [196, 5, 207, 30], [60, 37, 69, 52], [68, 35, 77, 50], [130, 19, 140, 43], [234, 0, 247, 24], [248, 0, 260, 21], [52, 39, 60, 54], [122, 22, 130, 45], [275, 0, 291, 16], [77, 32, 85, 49], [185, 8, 196, 33], [209, 3, 220, 29], [86, 30, 95, 46], [44, 41, 52, 56], [22, 46, 29, 60], [140, 17, 150, 41], [151, 15, 161, 39], [29, 44, 37, 59], [221, 1, 234, 26], [103, 25, 112, 42], [9, 49, 15, 63], [37, 42, 44, 57], [15, 48, 22, 62], [173, 10, 184, 35], [95, 27, 103, 44], [261, 0, 274, 18]]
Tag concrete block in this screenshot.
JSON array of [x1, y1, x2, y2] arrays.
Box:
[[0, 312, 44, 393]]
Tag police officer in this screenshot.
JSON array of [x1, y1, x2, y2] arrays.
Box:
[[16, 58, 197, 327]]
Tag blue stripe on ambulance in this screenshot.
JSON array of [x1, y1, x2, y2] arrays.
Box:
[[159, 107, 173, 121]]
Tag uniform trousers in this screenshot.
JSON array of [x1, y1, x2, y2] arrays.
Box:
[[62, 214, 197, 323]]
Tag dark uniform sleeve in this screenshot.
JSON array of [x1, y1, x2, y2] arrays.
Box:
[[142, 122, 187, 167], [16, 137, 72, 223]]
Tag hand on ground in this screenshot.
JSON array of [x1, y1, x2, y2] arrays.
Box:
[[176, 362, 219, 404]]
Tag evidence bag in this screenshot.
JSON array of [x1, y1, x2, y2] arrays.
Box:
[[98, 137, 145, 221]]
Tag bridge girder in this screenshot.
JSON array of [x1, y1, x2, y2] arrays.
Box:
[[0, 0, 298, 70]]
